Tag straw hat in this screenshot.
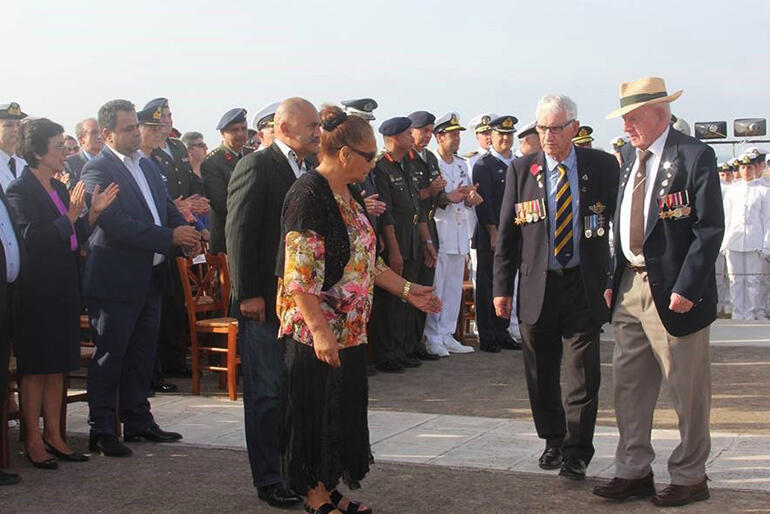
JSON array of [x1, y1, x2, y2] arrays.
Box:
[[606, 77, 682, 119]]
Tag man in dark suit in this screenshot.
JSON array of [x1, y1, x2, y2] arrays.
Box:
[[474, 115, 521, 353], [225, 97, 319, 507], [0, 182, 22, 485], [493, 96, 619, 480], [65, 117, 104, 189], [201, 108, 252, 254], [593, 77, 724, 507], [81, 99, 201, 457]]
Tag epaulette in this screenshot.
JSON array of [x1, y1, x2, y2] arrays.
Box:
[[463, 150, 479, 159]]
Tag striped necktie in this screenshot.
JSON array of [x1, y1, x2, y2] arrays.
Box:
[[553, 163, 573, 266]]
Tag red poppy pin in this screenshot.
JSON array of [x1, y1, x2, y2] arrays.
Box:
[[224, 152, 233, 162], [529, 163, 542, 176]]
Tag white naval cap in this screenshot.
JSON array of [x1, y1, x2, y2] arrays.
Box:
[[253, 101, 279, 130], [468, 113, 498, 133], [517, 120, 537, 139]]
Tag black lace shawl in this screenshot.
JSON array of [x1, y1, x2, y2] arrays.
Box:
[[275, 169, 372, 291]]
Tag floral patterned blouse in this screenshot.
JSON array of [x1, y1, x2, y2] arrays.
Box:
[[277, 192, 388, 348]]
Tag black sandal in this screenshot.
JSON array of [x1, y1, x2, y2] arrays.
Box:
[[304, 503, 339, 514], [330, 490, 372, 514]]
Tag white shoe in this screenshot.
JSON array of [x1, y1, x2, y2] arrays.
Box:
[[443, 336, 474, 354], [426, 337, 450, 357]]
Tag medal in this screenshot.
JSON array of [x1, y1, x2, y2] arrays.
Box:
[[539, 198, 547, 220], [532, 200, 540, 222], [597, 227, 605, 237], [525, 200, 533, 223]]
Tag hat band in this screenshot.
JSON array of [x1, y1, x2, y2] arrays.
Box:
[[619, 91, 668, 108]]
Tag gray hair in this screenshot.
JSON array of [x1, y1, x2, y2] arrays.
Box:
[[535, 94, 578, 122], [74, 117, 97, 138], [181, 131, 204, 148]]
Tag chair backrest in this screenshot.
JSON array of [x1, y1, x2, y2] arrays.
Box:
[[176, 253, 232, 323]]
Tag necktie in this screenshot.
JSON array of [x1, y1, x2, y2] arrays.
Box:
[[553, 163, 574, 267], [629, 150, 652, 256], [8, 157, 15, 178]]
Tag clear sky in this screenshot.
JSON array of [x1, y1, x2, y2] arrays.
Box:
[[4, 0, 769, 159]]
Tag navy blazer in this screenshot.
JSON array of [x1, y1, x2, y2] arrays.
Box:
[[609, 128, 724, 337], [472, 153, 509, 251], [493, 147, 620, 325], [80, 147, 188, 302]]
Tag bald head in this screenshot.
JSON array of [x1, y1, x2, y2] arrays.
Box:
[[275, 97, 321, 160]]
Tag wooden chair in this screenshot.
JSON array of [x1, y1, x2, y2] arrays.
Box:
[[176, 253, 240, 400], [455, 258, 476, 344], [0, 357, 20, 468]]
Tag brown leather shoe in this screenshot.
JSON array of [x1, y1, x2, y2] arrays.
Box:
[[651, 478, 709, 507], [593, 472, 656, 500]]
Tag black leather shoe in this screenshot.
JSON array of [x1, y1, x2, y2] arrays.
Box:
[[480, 340, 501, 353], [89, 433, 133, 457], [593, 472, 656, 500], [498, 334, 523, 350], [257, 483, 302, 507], [559, 456, 587, 480], [0, 470, 21, 486], [375, 360, 405, 373], [151, 381, 178, 393], [538, 446, 563, 470], [124, 424, 183, 443], [44, 439, 89, 462], [411, 350, 440, 361], [398, 356, 422, 368], [25, 452, 58, 470]]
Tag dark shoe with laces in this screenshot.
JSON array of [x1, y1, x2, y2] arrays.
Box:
[[538, 446, 562, 470], [411, 350, 440, 361], [375, 360, 405, 373], [651, 477, 709, 507], [559, 456, 587, 480], [89, 433, 132, 457], [257, 483, 302, 507], [124, 424, 182, 443], [593, 471, 656, 500], [0, 470, 20, 486], [498, 334, 523, 350], [398, 356, 422, 368], [480, 340, 501, 353]]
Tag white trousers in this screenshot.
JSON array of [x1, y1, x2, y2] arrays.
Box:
[[424, 253, 466, 343], [725, 251, 767, 320], [715, 253, 730, 314]]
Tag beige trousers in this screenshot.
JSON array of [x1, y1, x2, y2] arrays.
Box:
[[612, 268, 711, 485]]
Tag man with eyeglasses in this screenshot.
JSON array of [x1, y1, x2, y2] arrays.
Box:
[[201, 108, 252, 255], [0, 103, 28, 192], [493, 95, 619, 481], [473, 115, 522, 353], [65, 117, 104, 189]]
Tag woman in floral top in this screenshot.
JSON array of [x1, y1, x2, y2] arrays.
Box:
[[277, 106, 441, 514]]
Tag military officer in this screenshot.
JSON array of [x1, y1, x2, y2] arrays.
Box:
[[342, 97, 378, 121], [253, 102, 279, 149], [716, 162, 733, 316], [371, 116, 426, 372], [424, 113, 482, 356], [572, 126, 594, 148], [201, 108, 252, 254], [403, 110, 445, 360], [464, 113, 498, 174], [473, 115, 520, 352], [610, 136, 632, 167], [0, 102, 27, 192], [515, 121, 541, 157]]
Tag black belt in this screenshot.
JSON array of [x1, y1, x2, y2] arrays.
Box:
[[547, 266, 580, 276]]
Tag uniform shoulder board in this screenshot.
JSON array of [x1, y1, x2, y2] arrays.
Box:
[[203, 147, 222, 160], [463, 150, 479, 159]]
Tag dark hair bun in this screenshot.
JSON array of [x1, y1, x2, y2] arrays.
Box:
[[320, 105, 347, 131]]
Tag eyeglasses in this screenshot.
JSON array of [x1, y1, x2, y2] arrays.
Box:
[[535, 119, 575, 134], [190, 142, 207, 149], [348, 146, 376, 162]]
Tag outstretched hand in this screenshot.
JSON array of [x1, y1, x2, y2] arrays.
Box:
[[407, 284, 442, 313]]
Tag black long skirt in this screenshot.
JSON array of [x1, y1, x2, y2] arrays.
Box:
[[280, 339, 373, 495]]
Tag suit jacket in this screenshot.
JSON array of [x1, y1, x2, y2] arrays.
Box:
[[225, 143, 297, 317], [65, 151, 90, 188], [493, 147, 620, 325], [609, 128, 724, 337], [200, 144, 252, 254], [472, 153, 510, 251], [80, 147, 188, 303]]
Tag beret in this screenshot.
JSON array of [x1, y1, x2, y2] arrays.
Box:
[[407, 110, 436, 128], [378, 117, 412, 136], [217, 108, 247, 130]]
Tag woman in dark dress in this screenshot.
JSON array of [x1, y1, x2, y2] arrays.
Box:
[[7, 118, 118, 469], [277, 106, 441, 514]]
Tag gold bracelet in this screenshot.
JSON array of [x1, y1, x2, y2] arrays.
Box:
[[400, 281, 412, 303]]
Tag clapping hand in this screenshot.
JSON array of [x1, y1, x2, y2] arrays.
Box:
[[407, 284, 442, 313], [445, 186, 469, 204], [429, 175, 447, 194], [67, 181, 87, 223], [88, 182, 120, 225], [187, 194, 210, 214], [464, 184, 483, 207]]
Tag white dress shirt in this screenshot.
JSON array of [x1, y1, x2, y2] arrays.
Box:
[[435, 155, 473, 255], [275, 139, 307, 179], [619, 126, 670, 266], [107, 146, 165, 265], [0, 149, 26, 192]]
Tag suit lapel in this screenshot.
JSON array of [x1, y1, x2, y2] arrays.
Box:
[[269, 143, 297, 190], [644, 131, 678, 240], [23, 169, 64, 219], [103, 149, 153, 219]]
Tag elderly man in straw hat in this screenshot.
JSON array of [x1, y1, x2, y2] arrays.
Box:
[[593, 77, 724, 507]]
